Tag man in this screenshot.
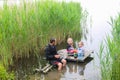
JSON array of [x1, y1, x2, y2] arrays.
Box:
[[45, 38, 66, 71]]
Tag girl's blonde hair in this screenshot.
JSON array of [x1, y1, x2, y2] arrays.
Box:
[[67, 38, 73, 44]]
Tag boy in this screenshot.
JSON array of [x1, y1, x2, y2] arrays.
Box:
[[77, 41, 85, 59]]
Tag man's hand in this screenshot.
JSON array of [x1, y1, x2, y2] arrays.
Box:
[[54, 55, 60, 58]]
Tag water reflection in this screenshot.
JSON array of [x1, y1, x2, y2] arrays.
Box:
[[66, 62, 86, 75], [60, 57, 93, 80]]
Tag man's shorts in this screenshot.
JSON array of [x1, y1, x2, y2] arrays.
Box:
[[49, 58, 63, 66]]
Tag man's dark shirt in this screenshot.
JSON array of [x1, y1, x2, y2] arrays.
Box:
[[45, 44, 57, 60]]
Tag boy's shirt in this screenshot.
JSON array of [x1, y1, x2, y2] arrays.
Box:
[[78, 47, 84, 53], [77, 47, 84, 59]]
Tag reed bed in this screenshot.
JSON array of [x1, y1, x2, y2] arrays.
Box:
[[99, 14, 120, 80], [0, 0, 85, 66]]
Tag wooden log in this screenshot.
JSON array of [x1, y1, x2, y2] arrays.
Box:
[[34, 63, 51, 73], [42, 65, 53, 73], [40, 63, 51, 72]]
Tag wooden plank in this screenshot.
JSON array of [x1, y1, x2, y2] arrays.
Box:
[[57, 49, 93, 60], [82, 50, 93, 60]]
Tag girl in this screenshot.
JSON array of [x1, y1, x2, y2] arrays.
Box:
[[66, 38, 76, 54]]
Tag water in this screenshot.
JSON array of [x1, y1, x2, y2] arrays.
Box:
[[1, 0, 120, 80], [27, 57, 93, 80], [80, 0, 120, 80]]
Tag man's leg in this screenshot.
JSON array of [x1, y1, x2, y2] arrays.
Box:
[[61, 59, 67, 67], [50, 60, 62, 71], [57, 62, 62, 71]]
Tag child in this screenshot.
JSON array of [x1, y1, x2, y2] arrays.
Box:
[[66, 38, 75, 54], [77, 41, 84, 60]]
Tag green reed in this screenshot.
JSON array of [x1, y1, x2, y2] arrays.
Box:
[[99, 14, 120, 80], [110, 14, 120, 80], [0, 0, 85, 66]]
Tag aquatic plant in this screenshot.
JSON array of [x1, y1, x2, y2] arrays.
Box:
[[110, 14, 120, 80], [0, 63, 14, 80], [99, 14, 120, 80], [0, 0, 85, 67]]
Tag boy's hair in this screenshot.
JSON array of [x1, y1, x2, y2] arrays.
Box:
[[50, 38, 56, 43], [79, 41, 84, 45]]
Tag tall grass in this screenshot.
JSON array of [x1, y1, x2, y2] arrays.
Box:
[[0, 0, 85, 66], [99, 14, 120, 80], [110, 14, 120, 80], [99, 39, 112, 80]]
